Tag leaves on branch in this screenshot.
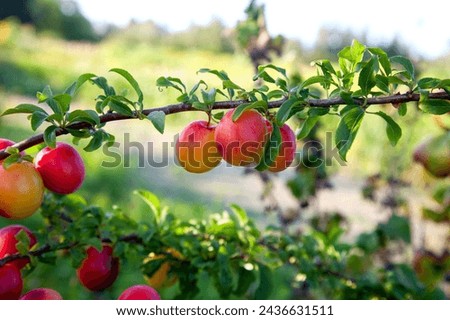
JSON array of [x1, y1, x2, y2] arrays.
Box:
[[0, 41, 449, 165]]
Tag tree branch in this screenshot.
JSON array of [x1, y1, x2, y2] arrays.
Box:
[[0, 91, 448, 161], [0, 233, 143, 267]]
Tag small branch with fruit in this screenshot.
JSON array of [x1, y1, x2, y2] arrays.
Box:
[[0, 90, 448, 162], [0, 233, 143, 268], [0, 41, 449, 167]]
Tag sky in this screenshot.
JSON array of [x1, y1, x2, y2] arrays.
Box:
[[74, 0, 450, 59]]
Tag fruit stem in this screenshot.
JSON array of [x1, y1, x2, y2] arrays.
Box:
[[206, 109, 212, 127]]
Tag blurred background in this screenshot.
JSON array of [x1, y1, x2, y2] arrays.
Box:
[[0, 0, 448, 299]]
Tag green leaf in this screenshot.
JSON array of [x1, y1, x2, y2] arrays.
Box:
[[201, 88, 216, 105], [432, 184, 450, 205], [339, 40, 365, 65], [197, 68, 230, 80], [356, 232, 380, 253], [230, 204, 249, 225], [134, 190, 160, 225], [388, 75, 409, 86], [266, 89, 285, 100], [350, 39, 366, 61], [234, 267, 256, 296], [422, 207, 448, 223], [207, 221, 236, 238], [147, 111, 166, 134], [263, 64, 288, 78], [37, 85, 53, 103], [232, 101, 266, 122], [275, 97, 303, 125], [379, 214, 411, 243], [66, 128, 91, 138], [142, 256, 166, 278], [1, 154, 20, 169], [358, 56, 377, 95], [84, 130, 104, 152], [275, 78, 288, 91], [65, 73, 96, 96], [232, 103, 251, 122], [67, 110, 100, 126], [254, 264, 273, 299], [86, 238, 104, 253], [1, 104, 47, 117], [255, 123, 281, 171], [197, 69, 237, 100], [77, 75, 94, 89], [335, 106, 365, 161], [46, 98, 62, 116], [253, 64, 287, 84], [15, 230, 31, 255], [316, 59, 337, 75], [35, 252, 57, 266], [192, 101, 208, 111], [46, 113, 64, 124], [301, 75, 329, 88], [3, 146, 19, 155], [297, 116, 319, 140], [44, 125, 58, 148], [216, 247, 234, 298], [188, 80, 208, 96], [70, 247, 87, 268], [375, 74, 390, 93], [91, 76, 115, 96], [309, 107, 329, 117], [374, 111, 402, 146], [417, 77, 441, 89], [253, 71, 275, 83], [420, 97, 450, 115], [108, 98, 134, 117], [53, 94, 72, 113], [156, 76, 186, 94], [391, 56, 415, 80], [397, 103, 407, 116], [392, 264, 423, 294], [110, 68, 144, 104], [437, 79, 450, 93], [337, 41, 366, 89], [30, 111, 48, 131], [222, 79, 243, 90], [103, 132, 116, 147], [368, 47, 391, 75], [212, 111, 224, 121]]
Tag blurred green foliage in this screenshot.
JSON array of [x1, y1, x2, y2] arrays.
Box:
[[0, 0, 98, 41], [1, 190, 446, 299]]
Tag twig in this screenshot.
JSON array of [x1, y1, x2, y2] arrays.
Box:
[[0, 233, 143, 267]]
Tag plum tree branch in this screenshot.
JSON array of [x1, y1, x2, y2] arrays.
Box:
[[0, 90, 449, 161], [0, 233, 143, 267]]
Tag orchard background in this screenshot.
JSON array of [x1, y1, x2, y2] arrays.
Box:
[[0, 0, 449, 300]]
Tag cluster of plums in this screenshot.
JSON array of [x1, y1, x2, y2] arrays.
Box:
[[175, 108, 297, 173], [0, 139, 85, 220], [0, 224, 161, 300], [0, 137, 177, 300]]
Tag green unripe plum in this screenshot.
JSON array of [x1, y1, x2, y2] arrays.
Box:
[[413, 132, 450, 178]]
